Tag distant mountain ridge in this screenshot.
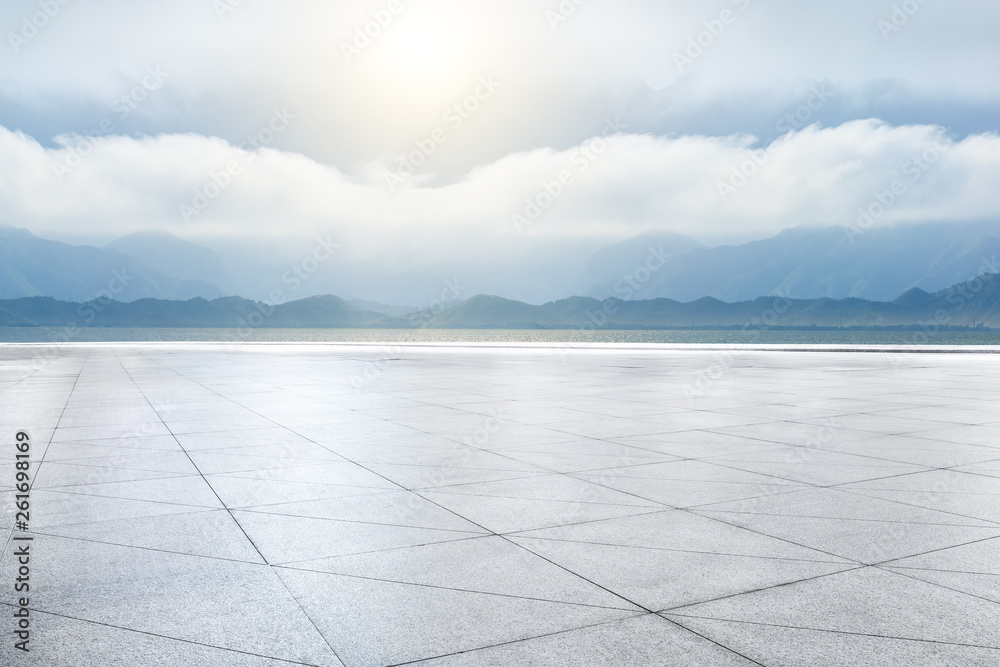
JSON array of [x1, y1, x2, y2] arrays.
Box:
[[586, 222, 1000, 302], [0, 294, 403, 328], [3, 270, 1000, 329], [108, 231, 227, 288], [0, 226, 224, 302], [3, 221, 1000, 306]]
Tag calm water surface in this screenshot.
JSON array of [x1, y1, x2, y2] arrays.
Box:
[[2, 327, 999, 345]]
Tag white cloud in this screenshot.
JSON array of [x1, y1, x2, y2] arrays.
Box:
[[4, 119, 999, 259]]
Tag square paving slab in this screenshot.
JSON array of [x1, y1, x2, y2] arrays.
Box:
[[1, 343, 999, 666]]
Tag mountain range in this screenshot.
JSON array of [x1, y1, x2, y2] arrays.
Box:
[[0, 227, 223, 302], [2, 268, 999, 329], [587, 224, 1000, 302], [2, 221, 999, 309]]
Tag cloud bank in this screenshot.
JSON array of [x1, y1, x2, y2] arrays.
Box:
[[3, 119, 997, 249]]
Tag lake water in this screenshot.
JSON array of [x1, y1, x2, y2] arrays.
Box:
[[2, 327, 999, 345]]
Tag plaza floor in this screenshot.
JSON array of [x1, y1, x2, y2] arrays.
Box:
[[1, 343, 999, 666]]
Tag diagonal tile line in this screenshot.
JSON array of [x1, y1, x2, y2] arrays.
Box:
[[270, 534, 491, 566], [0, 344, 68, 393], [372, 459, 546, 474], [572, 470, 867, 566], [25, 529, 266, 566], [124, 347, 657, 624], [347, 397, 614, 475], [873, 563, 1000, 608], [346, 422, 699, 624], [843, 484, 1000, 502], [110, 345, 1000, 663], [400, 472, 553, 492], [667, 486, 808, 511], [325, 367, 730, 464], [499, 531, 677, 617], [660, 565, 869, 615], [39, 486, 222, 510], [833, 486, 1000, 527], [271, 563, 641, 612], [826, 463, 1000, 486], [684, 507, 997, 528], [509, 455, 688, 475], [213, 488, 403, 511], [412, 484, 662, 508], [503, 533, 853, 565], [653, 614, 770, 667], [886, 564, 1000, 577], [133, 350, 687, 563], [18, 456, 201, 477], [1, 347, 89, 563], [30, 470, 208, 491], [126, 349, 511, 539], [390, 611, 767, 667], [26, 432, 179, 446], [145, 355, 666, 617], [0, 602, 330, 666], [702, 459, 934, 488], [235, 506, 488, 534], [874, 534, 1000, 568], [943, 461, 1000, 475], [663, 612, 1000, 651], [111, 348, 347, 667]]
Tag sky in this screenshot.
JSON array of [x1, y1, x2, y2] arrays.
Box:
[[0, 0, 998, 303]]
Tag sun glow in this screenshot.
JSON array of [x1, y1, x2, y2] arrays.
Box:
[[364, 11, 474, 97], [389, 14, 453, 75], [331, 3, 511, 156]]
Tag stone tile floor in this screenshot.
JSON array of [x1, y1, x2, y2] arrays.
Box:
[[1, 343, 999, 666]]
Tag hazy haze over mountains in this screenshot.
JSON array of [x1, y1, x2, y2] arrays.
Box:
[[587, 222, 1000, 303], [108, 232, 228, 290], [0, 225, 223, 302], [3, 223, 998, 310]]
